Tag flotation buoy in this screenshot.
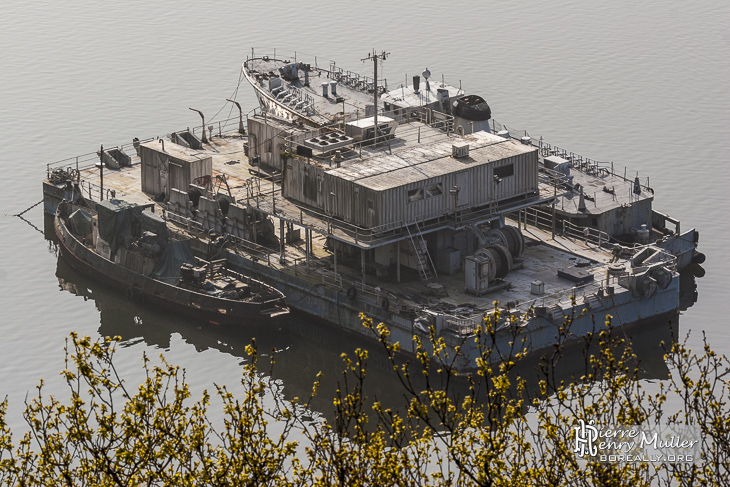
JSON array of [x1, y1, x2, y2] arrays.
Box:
[[347, 286, 358, 300]]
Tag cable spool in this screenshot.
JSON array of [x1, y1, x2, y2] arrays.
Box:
[[637, 274, 658, 299], [491, 244, 513, 278], [502, 226, 522, 258], [479, 244, 512, 279], [473, 248, 498, 282], [486, 228, 509, 248], [486, 226, 524, 259], [651, 266, 672, 290], [502, 225, 524, 258]]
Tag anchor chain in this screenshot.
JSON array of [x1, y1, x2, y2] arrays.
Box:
[[14, 199, 44, 217]]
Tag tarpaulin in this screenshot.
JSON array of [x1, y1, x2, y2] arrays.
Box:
[[68, 209, 93, 236], [149, 239, 197, 284], [96, 199, 143, 252]]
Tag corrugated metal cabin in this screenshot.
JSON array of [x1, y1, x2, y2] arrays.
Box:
[[247, 114, 309, 172], [284, 131, 538, 230], [139, 141, 212, 197]]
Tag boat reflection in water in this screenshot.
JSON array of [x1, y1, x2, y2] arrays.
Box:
[[55, 249, 701, 421]]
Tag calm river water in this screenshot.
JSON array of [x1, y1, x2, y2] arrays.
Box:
[[0, 0, 728, 431]]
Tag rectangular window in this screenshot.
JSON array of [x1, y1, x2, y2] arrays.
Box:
[[407, 188, 424, 202], [426, 183, 443, 197], [494, 164, 514, 178]]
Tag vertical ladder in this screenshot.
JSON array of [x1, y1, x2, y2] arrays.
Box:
[[406, 222, 438, 283]]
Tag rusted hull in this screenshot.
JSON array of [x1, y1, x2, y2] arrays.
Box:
[[54, 215, 289, 326]]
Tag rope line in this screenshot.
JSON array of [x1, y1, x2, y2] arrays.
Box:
[[8, 199, 44, 217]]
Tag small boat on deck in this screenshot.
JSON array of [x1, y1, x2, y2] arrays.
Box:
[[54, 199, 289, 324]]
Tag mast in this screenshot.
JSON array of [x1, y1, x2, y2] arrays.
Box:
[[362, 50, 389, 148]]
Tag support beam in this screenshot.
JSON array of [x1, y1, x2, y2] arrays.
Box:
[[305, 228, 310, 272], [333, 242, 337, 275], [523, 208, 527, 230], [280, 219, 285, 255], [551, 201, 556, 239]]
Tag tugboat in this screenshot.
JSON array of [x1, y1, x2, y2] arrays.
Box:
[[54, 199, 289, 324]]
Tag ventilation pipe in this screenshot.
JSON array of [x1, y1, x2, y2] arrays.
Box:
[[330, 81, 337, 96], [226, 98, 246, 134], [413, 75, 420, 94], [188, 108, 208, 143], [322, 82, 329, 98], [422, 68, 431, 92]]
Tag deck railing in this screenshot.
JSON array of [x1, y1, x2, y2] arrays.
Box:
[[245, 49, 390, 94], [490, 119, 654, 192], [46, 115, 245, 177], [517, 205, 611, 249]]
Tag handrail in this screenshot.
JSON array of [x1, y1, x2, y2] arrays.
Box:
[[46, 115, 245, 175], [319, 269, 342, 290], [490, 119, 654, 192], [520, 205, 611, 248], [245, 49, 389, 93]]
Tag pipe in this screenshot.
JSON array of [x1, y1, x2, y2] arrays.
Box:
[[189, 108, 208, 143], [226, 99, 246, 134]]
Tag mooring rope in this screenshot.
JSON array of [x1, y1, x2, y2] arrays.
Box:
[[11, 199, 44, 217]]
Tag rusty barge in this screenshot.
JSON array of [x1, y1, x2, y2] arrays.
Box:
[[41, 50, 700, 370]]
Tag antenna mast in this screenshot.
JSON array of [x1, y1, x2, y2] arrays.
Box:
[[362, 50, 389, 148]]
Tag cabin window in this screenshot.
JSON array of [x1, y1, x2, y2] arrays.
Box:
[[407, 188, 424, 202], [426, 183, 443, 197], [494, 164, 514, 178]]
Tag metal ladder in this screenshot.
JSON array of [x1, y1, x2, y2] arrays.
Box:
[[406, 222, 437, 283]]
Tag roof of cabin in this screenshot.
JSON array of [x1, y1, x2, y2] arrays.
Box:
[[326, 130, 536, 191]]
